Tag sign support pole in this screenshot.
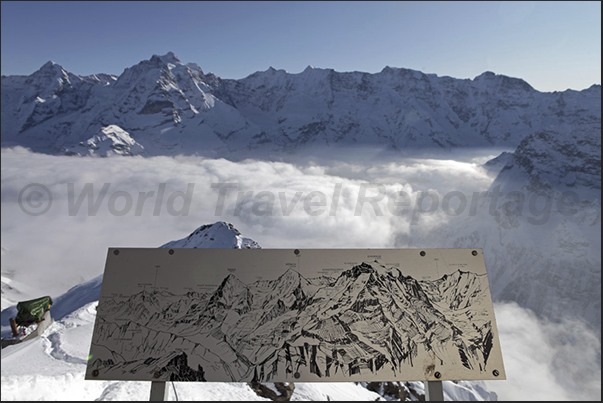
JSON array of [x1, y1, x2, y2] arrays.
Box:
[[149, 381, 168, 401], [424, 381, 444, 401]]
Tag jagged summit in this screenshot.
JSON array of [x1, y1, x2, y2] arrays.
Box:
[[207, 272, 252, 314], [114, 52, 187, 88], [30, 60, 69, 81], [473, 70, 534, 91], [343, 261, 378, 278], [150, 51, 182, 66], [299, 65, 333, 75], [379, 65, 421, 75], [262, 66, 288, 75], [341, 261, 397, 280], [276, 267, 303, 280]]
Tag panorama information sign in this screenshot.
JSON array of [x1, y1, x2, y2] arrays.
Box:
[[86, 248, 505, 382]]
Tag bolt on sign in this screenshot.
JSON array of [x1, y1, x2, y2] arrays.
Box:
[[86, 248, 506, 382]]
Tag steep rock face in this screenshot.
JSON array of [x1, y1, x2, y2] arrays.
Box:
[[1, 61, 117, 151], [498, 119, 601, 197], [225, 67, 554, 151], [423, 118, 601, 334], [2, 53, 600, 157]]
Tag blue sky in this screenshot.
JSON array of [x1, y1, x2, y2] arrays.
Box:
[[1, 1, 600, 92]]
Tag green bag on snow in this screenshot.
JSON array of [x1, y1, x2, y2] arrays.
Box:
[[15, 296, 53, 325]]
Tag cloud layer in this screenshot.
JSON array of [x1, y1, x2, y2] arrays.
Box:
[[1, 147, 495, 297], [485, 302, 601, 401], [1, 147, 600, 401]]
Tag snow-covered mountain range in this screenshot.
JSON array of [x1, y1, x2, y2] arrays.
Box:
[[1, 52, 600, 400], [2, 52, 600, 157]]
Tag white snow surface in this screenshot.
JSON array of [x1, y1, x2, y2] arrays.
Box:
[[160, 221, 260, 249], [77, 125, 144, 157]]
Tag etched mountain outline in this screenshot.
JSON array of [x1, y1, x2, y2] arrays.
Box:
[[87, 250, 503, 382]]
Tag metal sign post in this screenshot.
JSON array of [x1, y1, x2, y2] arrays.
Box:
[[149, 381, 168, 401], [86, 248, 505, 400], [425, 380, 444, 401]]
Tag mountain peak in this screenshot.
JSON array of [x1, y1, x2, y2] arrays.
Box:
[[278, 267, 301, 281], [150, 51, 181, 64], [476, 71, 496, 79], [159, 221, 261, 249], [41, 60, 58, 69], [36, 60, 66, 75], [264, 66, 288, 75], [209, 272, 252, 314], [473, 70, 534, 91], [344, 262, 377, 278], [222, 273, 246, 287]]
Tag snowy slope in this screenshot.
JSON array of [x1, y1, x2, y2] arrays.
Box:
[[73, 125, 145, 157], [2, 53, 600, 157], [160, 221, 260, 249]]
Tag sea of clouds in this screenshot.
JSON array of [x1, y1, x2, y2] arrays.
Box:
[[1, 146, 600, 400], [1, 146, 498, 295]]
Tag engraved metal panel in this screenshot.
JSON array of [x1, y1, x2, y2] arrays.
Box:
[[86, 248, 506, 382]]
